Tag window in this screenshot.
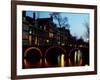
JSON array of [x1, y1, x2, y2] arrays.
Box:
[[49, 32, 53, 38]]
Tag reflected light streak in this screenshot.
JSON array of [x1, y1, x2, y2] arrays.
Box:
[[58, 54, 65, 67], [35, 36, 38, 45], [78, 50, 80, 63], [29, 35, 32, 45], [74, 50, 82, 65], [61, 54, 64, 67]]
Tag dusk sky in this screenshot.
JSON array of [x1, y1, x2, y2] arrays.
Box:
[[25, 11, 90, 41]]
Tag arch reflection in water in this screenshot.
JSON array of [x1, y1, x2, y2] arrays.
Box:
[[58, 54, 65, 67], [69, 49, 82, 66], [24, 47, 42, 68], [45, 46, 66, 67], [23, 46, 89, 68]]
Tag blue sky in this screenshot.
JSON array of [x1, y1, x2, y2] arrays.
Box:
[[25, 11, 90, 41]]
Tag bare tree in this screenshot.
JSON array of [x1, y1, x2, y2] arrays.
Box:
[[50, 12, 70, 45], [84, 22, 89, 40], [50, 12, 70, 29]]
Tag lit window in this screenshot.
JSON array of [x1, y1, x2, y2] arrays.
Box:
[[49, 32, 53, 38], [44, 26, 46, 30]]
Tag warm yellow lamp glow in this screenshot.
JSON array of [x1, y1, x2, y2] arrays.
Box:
[[46, 40, 49, 43], [61, 43, 65, 46], [61, 54, 64, 67], [58, 54, 64, 67]]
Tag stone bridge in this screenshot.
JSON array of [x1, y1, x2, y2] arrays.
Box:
[[23, 45, 89, 69]]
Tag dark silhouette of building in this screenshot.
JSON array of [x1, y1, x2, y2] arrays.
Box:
[[22, 11, 72, 46]]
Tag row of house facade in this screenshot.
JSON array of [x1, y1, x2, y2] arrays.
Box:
[[22, 11, 72, 46]]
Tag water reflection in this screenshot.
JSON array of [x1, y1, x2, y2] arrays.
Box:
[[23, 47, 89, 68], [69, 49, 82, 66]]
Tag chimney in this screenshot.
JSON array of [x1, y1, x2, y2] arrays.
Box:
[[22, 11, 26, 17], [33, 12, 35, 20]]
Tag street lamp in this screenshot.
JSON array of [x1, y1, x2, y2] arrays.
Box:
[[46, 39, 49, 43], [29, 30, 32, 34]]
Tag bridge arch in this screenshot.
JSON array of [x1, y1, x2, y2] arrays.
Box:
[[45, 46, 66, 67], [68, 48, 83, 66], [24, 47, 42, 68]]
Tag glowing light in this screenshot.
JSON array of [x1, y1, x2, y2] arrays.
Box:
[[78, 50, 81, 63], [75, 51, 76, 64], [35, 37, 38, 45], [74, 50, 82, 65], [75, 51, 78, 64], [70, 44, 72, 46], [61, 54, 64, 67], [79, 45, 83, 47], [58, 41, 60, 45], [58, 54, 64, 67], [85, 64, 89, 66], [49, 32, 53, 38], [46, 40, 49, 43], [61, 43, 65, 46], [29, 35, 32, 45], [29, 30, 32, 34]]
